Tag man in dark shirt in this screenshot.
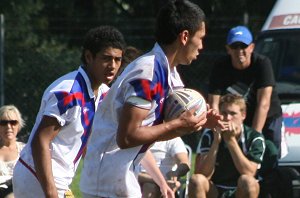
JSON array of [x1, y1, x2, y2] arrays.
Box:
[[208, 26, 283, 156]]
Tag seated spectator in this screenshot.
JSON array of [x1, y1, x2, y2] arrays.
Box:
[[189, 94, 265, 198], [140, 150, 175, 198], [0, 105, 25, 198], [138, 137, 190, 198]]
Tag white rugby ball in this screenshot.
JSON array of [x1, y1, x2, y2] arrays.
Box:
[[164, 88, 207, 121]]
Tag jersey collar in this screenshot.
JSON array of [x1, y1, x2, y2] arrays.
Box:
[[153, 43, 184, 92], [78, 66, 95, 99]]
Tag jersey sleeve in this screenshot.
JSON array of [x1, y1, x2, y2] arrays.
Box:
[[169, 137, 187, 157], [123, 79, 162, 110], [196, 129, 214, 154], [43, 91, 81, 126], [246, 136, 266, 164]]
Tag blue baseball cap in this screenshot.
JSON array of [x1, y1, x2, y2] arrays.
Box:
[[226, 26, 253, 45]]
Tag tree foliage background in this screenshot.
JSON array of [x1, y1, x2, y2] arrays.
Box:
[[0, 0, 276, 146]]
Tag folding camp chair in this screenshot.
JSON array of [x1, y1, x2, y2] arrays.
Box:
[[177, 144, 192, 198]]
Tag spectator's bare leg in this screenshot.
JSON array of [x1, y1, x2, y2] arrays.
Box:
[[236, 174, 259, 198], [4, 192, 14, 198], [188, 174, 218, 198], [142, 182, 161, 198]]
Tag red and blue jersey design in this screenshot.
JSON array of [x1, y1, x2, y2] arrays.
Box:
[[54, 72, 95, 164], [17, 67, 106, 190], [79, 44, 184, 197], [129, 59, 169, 125], [130, 58, 170, 170]]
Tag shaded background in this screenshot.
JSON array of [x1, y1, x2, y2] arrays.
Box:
[[0, 0, 276, 149]]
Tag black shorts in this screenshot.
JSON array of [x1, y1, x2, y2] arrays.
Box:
[[216, 186, 236, 198]]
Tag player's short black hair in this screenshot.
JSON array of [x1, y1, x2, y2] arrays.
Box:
[[155, 0, 205, 45], [81, 26, 126, 64]]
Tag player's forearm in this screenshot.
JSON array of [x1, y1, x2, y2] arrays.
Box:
[[117, 103, 205, 149], [142, 118, 193, 142], [117, 122, 181, 148], [32, 140, 58, 198], [118, 116, 200, 149]]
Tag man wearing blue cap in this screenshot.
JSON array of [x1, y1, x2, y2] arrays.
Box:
[[207, 26, 283, 157]]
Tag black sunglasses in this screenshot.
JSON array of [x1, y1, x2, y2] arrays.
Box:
[[229, 42, 249, 50], [0, 120, 18, 126]]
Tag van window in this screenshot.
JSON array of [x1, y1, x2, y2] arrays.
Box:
[[255, 31, 300, 83]]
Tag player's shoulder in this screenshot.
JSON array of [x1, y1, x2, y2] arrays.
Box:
[[136, 53, 157, 69], [121, 55, 157, 83], [47, 70, 79, 91], [41, 70, 84, 101]]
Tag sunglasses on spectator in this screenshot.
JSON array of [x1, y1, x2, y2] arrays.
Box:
[[229, 42, 249, 49], [0, 120, 18, 126]]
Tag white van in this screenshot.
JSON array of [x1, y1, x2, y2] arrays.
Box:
[[255, 0, 300, 197]]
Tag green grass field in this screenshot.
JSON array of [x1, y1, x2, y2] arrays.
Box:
[[70, 161, 83, 197], [70, 153, 196, 197]]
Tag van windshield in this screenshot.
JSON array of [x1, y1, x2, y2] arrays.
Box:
[[255, 30, 300, 84]]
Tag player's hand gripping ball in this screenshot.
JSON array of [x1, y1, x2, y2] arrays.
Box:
[[164, 88, 207, 121]]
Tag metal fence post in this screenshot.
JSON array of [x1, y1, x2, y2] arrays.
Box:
[[0, 14, 4, 106]]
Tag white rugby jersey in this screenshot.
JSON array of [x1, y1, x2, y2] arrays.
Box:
[[140, 137, 187, 178], [17, 66, 109, 190], [80, 43, 184, 198]]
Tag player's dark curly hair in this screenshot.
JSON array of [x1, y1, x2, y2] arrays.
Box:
[[155, 0, 206, 45], [81, 26, 126, 65]]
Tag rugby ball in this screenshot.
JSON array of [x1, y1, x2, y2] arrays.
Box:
[[164, 88, 207, 121]]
